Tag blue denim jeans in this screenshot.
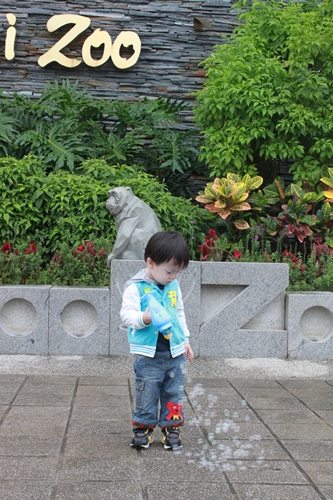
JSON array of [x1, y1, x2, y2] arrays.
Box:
[[133, 351, 186, 428]]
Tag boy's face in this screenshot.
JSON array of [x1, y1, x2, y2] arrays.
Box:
[[146, 258, 182, 285]]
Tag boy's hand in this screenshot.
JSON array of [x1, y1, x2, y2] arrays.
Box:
[[185, 342, 194, 361], [142, 308, 152, 326]]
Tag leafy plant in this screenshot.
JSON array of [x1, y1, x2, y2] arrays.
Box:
[[194, 0, 333, 183], [0, 156, 208, 258], [195, 173, 263, 240]]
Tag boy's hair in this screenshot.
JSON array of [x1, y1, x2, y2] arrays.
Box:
[[144, 231, 190, 269]]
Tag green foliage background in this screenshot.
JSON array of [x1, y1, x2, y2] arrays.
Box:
[[0, 156, 208, 258], [194, 0, 333, 184]]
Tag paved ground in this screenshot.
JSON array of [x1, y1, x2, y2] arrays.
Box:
[[0, 356, 333, 499]]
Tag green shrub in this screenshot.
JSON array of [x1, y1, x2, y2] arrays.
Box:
[[0, 156, 209, 258], [194, 0, 333, 184]]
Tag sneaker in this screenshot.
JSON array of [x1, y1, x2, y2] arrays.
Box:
[[130, 427, 154, 449], [161, 426, 182, 450]]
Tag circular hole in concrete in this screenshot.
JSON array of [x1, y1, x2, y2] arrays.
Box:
[[0, 298, 37, 337], [300, 306, 333, 343], [61, 300, 98, 338]]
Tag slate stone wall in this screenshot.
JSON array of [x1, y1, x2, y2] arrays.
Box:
[[0, 0, 237, 113]]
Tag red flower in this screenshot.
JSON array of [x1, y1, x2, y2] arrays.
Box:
[[1, 241, 12, 254], [74, 243, 86, 257], [233, 249, 242, 259], [207, 229, 218, 240], [24, 242, 37, 254]]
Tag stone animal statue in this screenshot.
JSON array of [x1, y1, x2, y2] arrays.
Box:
[[106, 187, 162, 267]]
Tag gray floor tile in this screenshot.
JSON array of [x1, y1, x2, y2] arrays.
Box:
[[79, 375, 130, 386], [245, 397, 305, 410], [0, 406, 70, 437], [76, 385, 129, 396], [268, 422, 333, 441], [0, 436, 62, 457], [0, 457, 58, 480], [318, 485, 333, 499], [0, 480, 53, 500], [73, 394, 131, 408], [282, 440, 333, 461], [55, 481, 142, 500], [299, 461, 333, 485], [59, 457, 141, 482], [256, 409, 321, 424], [64, 436, 137, 458], [147, 481, 234, 500], [233, 484, 322, 500], [13, 393, 73, 406], [225, 460, 309, 484]]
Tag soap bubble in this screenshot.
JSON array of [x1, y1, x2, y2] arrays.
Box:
[[186, 383, 266, 475]]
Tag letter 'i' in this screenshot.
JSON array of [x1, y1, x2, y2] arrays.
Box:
[[5, 13, 16, 61]]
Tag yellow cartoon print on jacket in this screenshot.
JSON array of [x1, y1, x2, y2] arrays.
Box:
[[167, 290, 177, 308]]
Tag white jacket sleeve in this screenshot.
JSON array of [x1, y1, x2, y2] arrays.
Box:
[[177, 285, 190, 340], [120, 284, 147, 330]]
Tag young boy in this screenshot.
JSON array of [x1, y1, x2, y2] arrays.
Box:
[[120, 230, 194, 451]]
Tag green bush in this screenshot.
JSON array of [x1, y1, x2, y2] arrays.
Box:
[[0, 156, 209, 258], [194, 0, 333, 184]]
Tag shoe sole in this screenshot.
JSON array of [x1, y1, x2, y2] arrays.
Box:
[[163, 443, 182, 450], [130, 436, 154, 449]]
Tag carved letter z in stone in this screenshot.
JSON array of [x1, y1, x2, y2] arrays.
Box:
[[199, 262, 289, 357]]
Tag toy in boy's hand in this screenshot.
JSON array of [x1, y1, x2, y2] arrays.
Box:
[[142, 291, 172, 334]]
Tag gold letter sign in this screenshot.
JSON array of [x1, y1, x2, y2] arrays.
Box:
[[5, 13, 141, 70]]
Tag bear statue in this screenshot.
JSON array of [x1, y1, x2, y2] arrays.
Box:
[[106, 186, 162, 267]]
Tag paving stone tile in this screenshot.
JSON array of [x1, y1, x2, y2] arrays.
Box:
[[268, 422, 333, 441], [189, 395, 247, 410], [279, 380, 333, 389], [229, 379, 283, 389], [0, 436, 62, 457], [256, 409, 321, 424], [0, 480, 53, 500], [297, 399, 333, 411], [73, 394, 131, 408], [282, 441, 333, 461], [0, 395, 18, 405], [245, 397, 305, 410], [64, 436, 137, 458], [0, 457, 58, 480], [67, 418, 132, 438], [4, 405, 70, 420], [70, 406, 131, 421], [236, 388, 291, 399], [185, 377, 231, 388], [233, 484, 322, 500], [299, 461, 333, 485], [20, 384, 75, 395], [59, 457, 141, 482], [0, 375, 25, 383], [315, 410, 333, 424], [55, 481, 142, 500], [225, 460, 309, 484], [0, 406, 70, 437], [198, 421, 274, 440], [76, 385, 129, 396], [318, 486, 333, 499], [79, 376, 129, 386], [200, 439, 290, 461], [187, 387, 240, 397], [146, 481, 234, 500], [13, 393, 73, 406], [141, 456, 228, 482], [25, 375, 77, 385]]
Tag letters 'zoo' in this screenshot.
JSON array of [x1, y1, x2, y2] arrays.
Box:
[[5, 13, 141, 70]]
